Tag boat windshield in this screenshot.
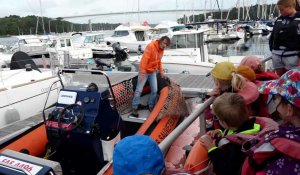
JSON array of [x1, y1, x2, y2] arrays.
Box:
[[170, 33, 201, 49], [152, 28, 168, 34], [112, 31, 129, 37], [172, 26, 186, 31], [95, 35, 104, 42], [63, 71, 109, 90], [84, 35, 104, 44], [24, 38, 43, 44], [84, 36, 94, 43]]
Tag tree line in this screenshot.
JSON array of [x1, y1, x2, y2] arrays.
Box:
[[0, 15, 119, 36]]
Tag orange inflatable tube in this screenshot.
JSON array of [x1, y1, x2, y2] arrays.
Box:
[[0, 124, 47, 157], [150, 115, 180, 143], [104, 86, 180, 175], [184, 140, 210, 175], [138, 86, 180, 142], [137, 87, 169, 134]]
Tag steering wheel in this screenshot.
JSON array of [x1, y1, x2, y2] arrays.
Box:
[[58, 104, 85, 132]]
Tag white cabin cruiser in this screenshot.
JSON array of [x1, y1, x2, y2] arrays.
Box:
[[149, 21, 186, 40], [78, 32, 115, 58], [104, 22, 151, 53], [129, 28, 216, 74], [241, 21, 272, 36], [47, 35, 93, 67], [9, 35, 48, 54], [203, 21, 245, 42], [129, 27, 249, 74], [0, 51, 61, 129]]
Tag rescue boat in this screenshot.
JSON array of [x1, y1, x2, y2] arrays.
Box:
[[0, 68, 212, 175]]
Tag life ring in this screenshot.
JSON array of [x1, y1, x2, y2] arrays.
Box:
[[184, 140, 210, 175]]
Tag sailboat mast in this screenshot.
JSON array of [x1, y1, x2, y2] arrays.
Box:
[[257, 0, 261, 19], [176, 0, 178, 20], [220, 0, 223, 20], [40, 0, 45, 34], [204, 0, 207, 20], [215, 0, 221, 18], [35, 16, 39, 35], [192, 0, 195, 22], [236, 0, 240, 21], [242, 0, 245, 20], [138, 0, 140, 23]]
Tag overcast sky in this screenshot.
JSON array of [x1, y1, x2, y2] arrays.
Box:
[[0, 0, 277, 24]]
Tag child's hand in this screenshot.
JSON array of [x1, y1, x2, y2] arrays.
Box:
[[206, 129, 223, 140], [208, 88, 221, 96], [199, 134, 216, 150]]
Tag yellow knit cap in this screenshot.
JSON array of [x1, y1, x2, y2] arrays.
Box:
[[211, 62, 235, 80]]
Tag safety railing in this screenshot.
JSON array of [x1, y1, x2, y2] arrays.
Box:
[[159, 96, 216, 154]]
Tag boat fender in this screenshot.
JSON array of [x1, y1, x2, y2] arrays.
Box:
[[5, 108, 20, 124]]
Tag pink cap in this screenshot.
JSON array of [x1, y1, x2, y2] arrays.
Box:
[[240, 55, 262, 70]]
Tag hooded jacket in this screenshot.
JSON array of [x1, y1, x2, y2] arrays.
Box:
[[139, 40, 164, 74]]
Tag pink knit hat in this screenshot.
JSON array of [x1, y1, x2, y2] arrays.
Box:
[[240, 55, 262, 71], [237, 81, 259, 105]]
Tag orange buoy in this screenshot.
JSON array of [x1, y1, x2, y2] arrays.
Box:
[[184, 140, 210, 175]]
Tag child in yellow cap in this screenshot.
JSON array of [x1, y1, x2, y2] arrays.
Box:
[[209, 61, 259, 105], [206, 62, 259, 129]]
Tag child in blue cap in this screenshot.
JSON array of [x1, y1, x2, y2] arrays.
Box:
[[113, 134, 165, 175]]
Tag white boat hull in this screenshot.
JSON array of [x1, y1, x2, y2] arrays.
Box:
[[0, 69, 61, 128]]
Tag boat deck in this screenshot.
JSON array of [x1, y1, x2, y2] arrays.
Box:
[[166, 73, 213, 96], [0, 72, 213, 144], [104, 72, 214, 96]]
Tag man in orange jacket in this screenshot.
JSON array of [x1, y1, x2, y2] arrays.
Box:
[[131, 36, 171, 117]]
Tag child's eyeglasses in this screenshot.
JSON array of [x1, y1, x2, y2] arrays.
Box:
[[212, 115, 219, 121]]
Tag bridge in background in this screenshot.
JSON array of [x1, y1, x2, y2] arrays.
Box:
[[61, 9, 224, 19]]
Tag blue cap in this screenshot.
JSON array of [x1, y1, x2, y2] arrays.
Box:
[[113, 134, 165, 175]]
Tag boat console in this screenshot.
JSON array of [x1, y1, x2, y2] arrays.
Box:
[[46, 83, 119, 139], [44, 69, 121, 174]]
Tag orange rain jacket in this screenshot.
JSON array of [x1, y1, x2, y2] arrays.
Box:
[[139, 40, 164, 74]]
